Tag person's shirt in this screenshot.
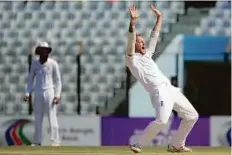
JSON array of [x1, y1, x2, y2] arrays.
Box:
[[125, 31, 170, 92], [26, 58, 62, 97]]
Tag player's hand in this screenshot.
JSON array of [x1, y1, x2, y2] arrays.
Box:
[[53, 97, 60, 105], [129, 5, 139, 20], [151, 4, 162, 17], [23, 94, 29, 102]]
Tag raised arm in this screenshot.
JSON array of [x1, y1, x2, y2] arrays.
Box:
[[126, 5, 139, 56], [147, 4, 162, 57]]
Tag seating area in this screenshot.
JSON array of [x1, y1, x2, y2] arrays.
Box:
[[0, 1, 184, 115], [195, 1, 231, 36]]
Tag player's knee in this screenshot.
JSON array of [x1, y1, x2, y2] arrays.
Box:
[[186, 111, 199, 122], [192, 111, 199, 121], [155, 118, 169, 125]]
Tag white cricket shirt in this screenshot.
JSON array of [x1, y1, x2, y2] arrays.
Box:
[[126, 31, 170, 92], [26, 58, 62, 97]]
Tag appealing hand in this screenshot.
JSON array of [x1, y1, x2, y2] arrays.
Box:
[[129, 4, 139, 20], [151, 4, 162, 17]]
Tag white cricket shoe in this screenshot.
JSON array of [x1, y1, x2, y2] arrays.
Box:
[[51, 142, 60, 147], [167, 145, 192, 153], [30, 143, 41, 146], [129, 144, 142, 153]]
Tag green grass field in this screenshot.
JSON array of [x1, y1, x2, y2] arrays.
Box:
[[0, 146, 230, 155]]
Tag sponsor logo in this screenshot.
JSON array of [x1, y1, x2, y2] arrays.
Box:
[[1, 119, 34, 146], [217, 121, 231, 146]]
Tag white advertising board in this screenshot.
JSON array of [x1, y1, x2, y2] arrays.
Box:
[[0, 116, 100, 146], [210, 116, 231, 146]]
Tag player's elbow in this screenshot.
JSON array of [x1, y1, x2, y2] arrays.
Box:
[[185, 110, 199, 122], [57, 82, 62, 89], [57, 79, 61, 85]]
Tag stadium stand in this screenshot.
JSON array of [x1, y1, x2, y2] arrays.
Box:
[[195, 1, 231, 36]]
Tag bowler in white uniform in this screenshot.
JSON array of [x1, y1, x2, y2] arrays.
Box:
[[127, 5, 199, 153], [23, 42, 62, 146]]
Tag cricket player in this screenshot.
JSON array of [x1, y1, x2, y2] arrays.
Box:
[[126, 5, 199, 153], [23, 42, 62, 146]]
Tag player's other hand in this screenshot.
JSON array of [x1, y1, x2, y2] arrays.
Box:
[[129, 5, 139, 20], [23, 94, 29, 102], [151, 4, 162, 17], [53, 97, 60, 105]]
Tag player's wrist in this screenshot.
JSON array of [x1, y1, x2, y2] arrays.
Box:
[[130, 18, 136, 25], [156, 13, 162, 18], [156, 15, 162, 22]]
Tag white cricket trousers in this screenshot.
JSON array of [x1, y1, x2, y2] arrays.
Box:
[[135, 83, 199, 147], [33, 89, 59, 144]]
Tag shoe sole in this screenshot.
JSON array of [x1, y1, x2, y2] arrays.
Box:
[[51, 144, 60, 147], [167, 145, 192, 153], [167, 148, 192, 153], [130, 146, 142, 153]]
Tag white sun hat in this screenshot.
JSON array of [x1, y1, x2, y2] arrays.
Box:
[[35, 41, 52, 55]]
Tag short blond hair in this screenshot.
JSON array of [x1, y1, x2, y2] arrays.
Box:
[[136, 33, 143, 38]]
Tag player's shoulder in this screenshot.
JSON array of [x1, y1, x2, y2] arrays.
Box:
[[145, 48, 152, 54], [143, 50, 153, 58], [125, 54, 136, 62], [125, 54, 140, 68], [31, 59, 39, 65], [48, 58, 60, 68], [126, 53, 140, 59], [48, 58, 58, 64]]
